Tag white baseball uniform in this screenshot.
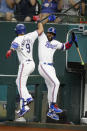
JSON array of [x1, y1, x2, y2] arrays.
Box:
[[38, 32, 64, 105], [10, 30, 38, 105]]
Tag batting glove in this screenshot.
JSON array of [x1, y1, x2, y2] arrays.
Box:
[[33, 15, 40, 21], [6, 49, 12, 59], [48, 15, 56, 22]]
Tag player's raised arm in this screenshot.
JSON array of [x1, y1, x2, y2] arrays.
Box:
[[36, 13, 57, 36], [36, 13, 57, 35], [37, 22, 44, 35]]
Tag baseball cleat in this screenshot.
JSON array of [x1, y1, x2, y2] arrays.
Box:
[[47, 111, 59, 120], [27, 97, 34, 104], [18, 107, 30, 117], [50, 104, 63, 113]]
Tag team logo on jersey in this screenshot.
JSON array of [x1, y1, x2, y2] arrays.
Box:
[[45, 41, 57, 49]]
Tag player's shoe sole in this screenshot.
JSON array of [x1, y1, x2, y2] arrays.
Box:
[[17, 108, 30, 117], [47, 111, 59, 120]]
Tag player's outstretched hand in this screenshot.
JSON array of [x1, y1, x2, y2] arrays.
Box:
[[6, 49, 12, 59], [71, 32, 77, 43]]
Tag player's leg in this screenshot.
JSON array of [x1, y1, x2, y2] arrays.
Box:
[[38, 63, 62, 120], [38, 63, 60, 104], [16, 61, 35, 116], [16, 63, 31, 116], [16, 63, 32, 99], [45, 78, 62, 112], [45, 67, 63, 113], [45, 79, 60, 120]]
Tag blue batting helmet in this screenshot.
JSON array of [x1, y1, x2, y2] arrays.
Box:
[[15, 24, 26, 34], [47, 27, 56, 35], [47, 27, 56, 39]]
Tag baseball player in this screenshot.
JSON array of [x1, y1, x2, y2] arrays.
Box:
[[6, 23, 43, 117], [38, 23, 77, 120]]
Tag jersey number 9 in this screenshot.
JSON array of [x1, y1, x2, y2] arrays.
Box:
[[26, 43, 30, 53]]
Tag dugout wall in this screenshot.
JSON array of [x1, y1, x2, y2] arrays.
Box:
[[0, 22, 86, 124]]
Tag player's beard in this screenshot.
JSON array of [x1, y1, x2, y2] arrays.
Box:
[[47, 35, 53, 41]]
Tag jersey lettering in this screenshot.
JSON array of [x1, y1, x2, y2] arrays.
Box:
[[45, 41, 57, 49]]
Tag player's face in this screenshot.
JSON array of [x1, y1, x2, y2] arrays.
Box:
[[47, 32, 55, 41]]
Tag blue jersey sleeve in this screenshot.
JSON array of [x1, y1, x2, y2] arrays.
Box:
[[11, 42, 18, 49]]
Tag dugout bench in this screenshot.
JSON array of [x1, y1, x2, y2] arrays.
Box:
[[0, 75, 44, 122]]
